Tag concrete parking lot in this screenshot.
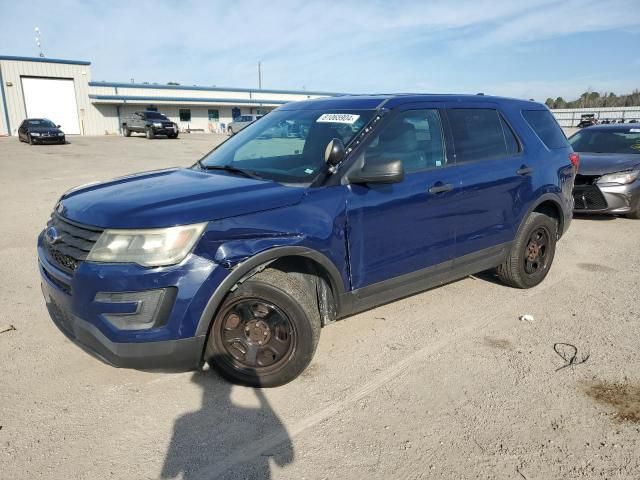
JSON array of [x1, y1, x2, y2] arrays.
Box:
[[1, 134, 639, 480]]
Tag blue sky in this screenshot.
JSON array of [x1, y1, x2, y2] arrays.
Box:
[[1, 0, 639, 101]]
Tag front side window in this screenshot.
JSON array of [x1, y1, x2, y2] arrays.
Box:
[[179, 109, 191, 122], [569, 129, 640, 154], [362, 109, 446, 174], [199, 109, 374, 183], [448, 108, 515, 163]]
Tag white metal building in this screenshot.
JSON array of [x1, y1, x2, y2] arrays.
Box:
[[551, 107, 640, 127], [0, 55, 339, 136]]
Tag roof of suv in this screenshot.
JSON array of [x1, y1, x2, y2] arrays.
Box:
[[279, 93, 542, 111]]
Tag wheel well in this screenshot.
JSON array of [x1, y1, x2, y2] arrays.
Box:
[[266, 256, 338, 325], [533, 200, 562, 237]]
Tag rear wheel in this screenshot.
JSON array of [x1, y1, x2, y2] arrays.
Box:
[[123, 126, 131, 137], [497, 212, 557, 289], [205, 268, 320, 387]]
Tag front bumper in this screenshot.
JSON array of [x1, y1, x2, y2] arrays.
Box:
[[573, 180, 640, 214], [38, 232, 227, 371], [42, 279, 205, 370], [33, 135, 65, 144]]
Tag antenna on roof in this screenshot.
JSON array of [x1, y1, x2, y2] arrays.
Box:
[[34, 27, 44, 57]]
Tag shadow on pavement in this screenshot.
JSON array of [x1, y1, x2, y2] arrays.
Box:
[[161, 362, 293, 479]]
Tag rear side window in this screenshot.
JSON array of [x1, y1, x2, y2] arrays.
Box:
[[522, 110, 568, 149], [447, 108, 512, 163]]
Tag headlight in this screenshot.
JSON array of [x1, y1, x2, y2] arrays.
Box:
[[30, 132, 41, 136], [597, 170, 640, 185], [153, 122, 163, 127], [58, 132, 64, 136], [87, 222, 207, 267]]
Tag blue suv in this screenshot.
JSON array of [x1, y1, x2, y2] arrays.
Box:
[[38, 94, 577, 386]]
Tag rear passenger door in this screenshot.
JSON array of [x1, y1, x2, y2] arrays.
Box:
[[444, 103, 529, 259]]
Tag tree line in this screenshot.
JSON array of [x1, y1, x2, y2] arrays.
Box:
[[545, 89, 640, 109]]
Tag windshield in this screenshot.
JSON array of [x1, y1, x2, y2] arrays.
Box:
[[145, 112, 169, 120], [28, 119, 56, 128], [199, 109, 375, 183], [569, 129, 640, 154]]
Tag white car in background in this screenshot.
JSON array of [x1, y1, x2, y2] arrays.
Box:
[[227, 115, 263, 135]]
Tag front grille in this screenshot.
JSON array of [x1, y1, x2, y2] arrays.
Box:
[[573, 185, 608, 210], [574, 174, 600, 186], [45, 214, 103, 274]]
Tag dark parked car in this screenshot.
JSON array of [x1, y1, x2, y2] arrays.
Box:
[[18, 118, 65, 145], [122, 111, 178, 139], [38, 94, 576, 387], [568, 124, 640, 218], [577, 114, 598, 129]]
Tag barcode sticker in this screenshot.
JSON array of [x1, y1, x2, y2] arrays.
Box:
[[317, 113, 360, 124]]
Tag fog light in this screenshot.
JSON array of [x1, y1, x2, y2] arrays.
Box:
[[94, 287, 176, 330]]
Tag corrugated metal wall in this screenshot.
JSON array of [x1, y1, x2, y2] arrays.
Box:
[[0, 58, 107, 136], [552, 107, 640, 127]]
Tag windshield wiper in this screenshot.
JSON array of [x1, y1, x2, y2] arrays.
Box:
[[197, 161, 264, 180]]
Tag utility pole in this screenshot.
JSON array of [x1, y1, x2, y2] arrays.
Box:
[[258, 61, 262, 90]]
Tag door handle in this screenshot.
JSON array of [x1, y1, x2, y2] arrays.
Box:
[[516, 165, 534, 176], [428, 183, 454, 194]]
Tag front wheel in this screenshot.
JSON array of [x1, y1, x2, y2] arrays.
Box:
[[626, 208, 640, 219], [496, 212, 557, 289], [123, 126, 131, 137], [227, 126, 234, 136], [145, 128, 154, 139], [205, 268, 320, 387], [28, 135, 35, 145]]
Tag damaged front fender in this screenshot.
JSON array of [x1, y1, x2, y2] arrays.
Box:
[[213, 234, 305, 269]]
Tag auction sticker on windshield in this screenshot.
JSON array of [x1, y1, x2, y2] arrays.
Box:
[[316, 113, 360, 124]]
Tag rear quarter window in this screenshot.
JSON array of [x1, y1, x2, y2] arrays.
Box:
[[522, 110, 568, 149]]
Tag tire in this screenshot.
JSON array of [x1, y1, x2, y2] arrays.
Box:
[[496, 212, 557, 289], [228, 127, 234, 136], [626, 207, 640, 219], [168, 133, 178, 139], [205, 268, 321, 387], [28, 135, 34, 145], [123, 126, 131, 137], [146, 128, 154, 139]]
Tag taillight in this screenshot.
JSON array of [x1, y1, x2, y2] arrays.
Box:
[[569, 152, 580, 170]]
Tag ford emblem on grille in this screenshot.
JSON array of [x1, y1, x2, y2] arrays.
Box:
[[45, 226, 61, 244]]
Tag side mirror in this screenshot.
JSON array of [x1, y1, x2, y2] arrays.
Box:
[[56, 125, 61, 128], [349, 158, 405, 184], [324, 138, 345, 167]]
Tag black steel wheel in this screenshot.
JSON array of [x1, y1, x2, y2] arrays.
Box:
[[205, 268, 320, 387], [497, 212, 557, 288]]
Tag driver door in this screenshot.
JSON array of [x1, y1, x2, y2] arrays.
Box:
[[345, 104, 459, 295]]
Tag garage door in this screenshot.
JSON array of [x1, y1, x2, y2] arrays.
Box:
[[21, 77, 80, 134]]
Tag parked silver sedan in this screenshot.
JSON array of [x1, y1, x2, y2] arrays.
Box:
[[227, 115, 262, 135], [568, 125, 640, 218]]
